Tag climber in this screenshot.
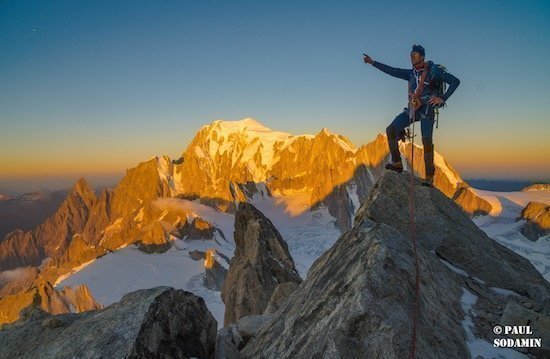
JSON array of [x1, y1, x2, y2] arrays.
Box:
[[363, 45, 460, 186]]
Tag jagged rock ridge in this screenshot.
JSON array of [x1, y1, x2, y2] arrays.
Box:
[[238, 172, 550, 358]]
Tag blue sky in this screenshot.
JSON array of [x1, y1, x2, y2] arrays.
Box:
[[1, 0, 549, 193]]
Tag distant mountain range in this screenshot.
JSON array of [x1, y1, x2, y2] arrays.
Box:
[[0, 190, 69, 240], [466, 179, 549, 192]]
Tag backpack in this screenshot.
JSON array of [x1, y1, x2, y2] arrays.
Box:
[[426, 61, 447, 101], [426, 61, 447, 128]]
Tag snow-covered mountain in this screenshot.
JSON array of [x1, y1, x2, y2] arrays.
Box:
[[169, 117, 490, 230], [170, 118, 368, 220], [472, 188, 550, 280]]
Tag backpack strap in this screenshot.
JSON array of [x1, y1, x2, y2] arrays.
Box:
[[408, 63, 429, 111]]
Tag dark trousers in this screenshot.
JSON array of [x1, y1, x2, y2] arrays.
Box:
[[386, 105, 435, 177]]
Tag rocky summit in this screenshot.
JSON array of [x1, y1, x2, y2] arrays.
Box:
[[238, 171, 550, 358]]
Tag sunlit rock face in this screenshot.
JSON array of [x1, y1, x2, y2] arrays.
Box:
[[0, 278, 102, 326], [518, 201, 550, 240], [0, 178, 99, 271]]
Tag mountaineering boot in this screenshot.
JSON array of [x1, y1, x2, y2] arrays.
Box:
[[422, 175, 434, 187], [385, 161, 403, 173]]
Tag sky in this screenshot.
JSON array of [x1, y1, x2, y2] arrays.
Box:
[[1, 0, 549, 194]]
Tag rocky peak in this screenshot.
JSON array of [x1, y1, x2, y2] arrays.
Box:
[[63, 177, 97, 209], [239, 171, 550, 358], [0, 279, 102, 326], [518, 201, 550, 241], [0, 177, 101, 271], [355, 172, 548, 302], [316, 127, 356, 151], [72, 177, 94, 197], [110, 158, 171, 218], [221, 202, 302, 326]]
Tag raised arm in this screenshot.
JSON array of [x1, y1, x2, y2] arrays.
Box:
[[363, 54, 411, 81], [371, 60, 411, 81], [441, 71, 460, 102]]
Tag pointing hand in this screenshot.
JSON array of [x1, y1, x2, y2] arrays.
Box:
[[363, 53, 374, 64]]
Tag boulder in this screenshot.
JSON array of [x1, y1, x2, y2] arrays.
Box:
[[356, 171, 549, 306], [0, 286, 217, 359]]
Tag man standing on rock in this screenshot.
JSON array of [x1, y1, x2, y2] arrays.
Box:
[[363, 45, 460, 186]]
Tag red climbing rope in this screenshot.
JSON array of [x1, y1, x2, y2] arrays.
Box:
[[408, 109, 421, 359]]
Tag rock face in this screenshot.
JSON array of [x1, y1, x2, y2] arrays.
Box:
[[0, 279, 102, 326], [215, 326, 243, 359], [110, 156, 172, 220], [263, 281, 300, 315], [0, 286, 217, 359], [221, 202, 302, 327], [179, 216, 226, 242], [358, 172, 549, 304], [0, 178, 98, 271], [240, 212, 469, 358], [0, 266, 39, 297], [452, 186, 493, 216], [239, 172, 550, 358], [518, 201, 550, 241], [204, 250, 228, 291], [522, 183, 550, 192], [0, 189, 67, 241]]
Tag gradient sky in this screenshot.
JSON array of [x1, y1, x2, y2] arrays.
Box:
[[1, 0, 549, 194]]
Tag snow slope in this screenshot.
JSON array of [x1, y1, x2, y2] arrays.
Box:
[[473, 188, 550, 282]]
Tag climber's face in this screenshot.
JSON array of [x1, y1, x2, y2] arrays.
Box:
[[410, 51, 424, 66]]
